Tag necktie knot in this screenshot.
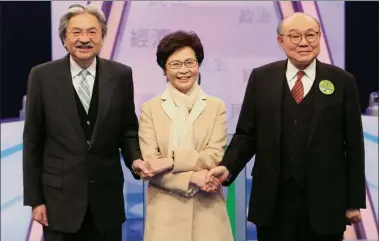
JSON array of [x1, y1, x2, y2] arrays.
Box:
[[297, 70, 305, 79], [80, 69, 89, 78]]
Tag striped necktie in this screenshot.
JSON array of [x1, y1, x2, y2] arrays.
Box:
[[77, 70, 92, 113], [292, 71, 304, 104]]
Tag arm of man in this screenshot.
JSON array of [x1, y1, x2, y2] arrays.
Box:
[[343, 74, 366, 209], [23, 67, 45, 206], [119, 67, 143, 180], [138, 102, 197, 195], [171, 101, 227, 173], [219, 69, 258, 186]]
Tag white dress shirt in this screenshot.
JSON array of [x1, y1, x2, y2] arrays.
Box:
[[70, 56, 96, 95], [286, 59, 316, 97]]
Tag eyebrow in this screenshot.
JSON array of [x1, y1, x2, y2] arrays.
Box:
[[169, 58, 196, 62], [70, 26, 98, 31]]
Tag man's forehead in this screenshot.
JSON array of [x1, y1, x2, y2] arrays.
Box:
[[282, 16, 319, 33], [69, 13, 98, 23], [67, 15, 100, 27]]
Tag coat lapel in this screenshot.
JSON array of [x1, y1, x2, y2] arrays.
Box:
[[307, 60, 328, 147], [55, 55, 85, 142], [187, 93, 207, 125], [90, 57, 114, 144], [184, 94, 207, 144], [161, 89, 176, 120], [159, 90, 174, 156], [270, 61, 287, 149]]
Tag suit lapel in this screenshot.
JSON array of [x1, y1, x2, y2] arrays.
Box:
[[271, 61, 287, 149], [90, 57, 114, 144], [187, 94, 207, 125], [56, 55, 85, 142], [184, 95, 207, 144], [161, 90, 176, 120], [307, 60, 327, 147], [160, 90, 174, 156]]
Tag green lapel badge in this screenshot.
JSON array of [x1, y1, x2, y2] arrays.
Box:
[[319, 80, 334, 95]]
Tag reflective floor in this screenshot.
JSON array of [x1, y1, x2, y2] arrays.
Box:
[[123, 219, 144, 241]]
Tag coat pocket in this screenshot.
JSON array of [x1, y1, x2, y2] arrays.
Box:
[[42, 173, 62, 189]]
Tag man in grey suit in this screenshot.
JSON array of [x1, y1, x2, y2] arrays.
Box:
[[23, 4, 151, 241]]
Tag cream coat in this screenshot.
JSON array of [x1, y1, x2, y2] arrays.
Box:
[[138, 90, 234, 241]]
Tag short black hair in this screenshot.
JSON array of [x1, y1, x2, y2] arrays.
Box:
[[156, 30, 204, 70]]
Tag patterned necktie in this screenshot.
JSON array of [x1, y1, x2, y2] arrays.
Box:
[[292, 71, 304, 104], [77, 70, 92, 113]]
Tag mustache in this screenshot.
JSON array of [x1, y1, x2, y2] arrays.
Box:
[[75, 43, 93, 48]]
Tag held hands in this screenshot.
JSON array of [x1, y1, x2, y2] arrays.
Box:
[[200, 166, 230, 192], [132, 159, 154, 180], [206, 166, 230, 184], [190, 170, 222, 193], [32, 204, 48, 226], [346, 209, 361, 223]]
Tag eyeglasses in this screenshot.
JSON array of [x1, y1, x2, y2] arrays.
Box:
[[281, 31, 320, 44], [68, 30, 100, 39], [167, 59, 198, 69]]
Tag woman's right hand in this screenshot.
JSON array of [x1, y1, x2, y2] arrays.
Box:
[[190, 169, 208, 187]]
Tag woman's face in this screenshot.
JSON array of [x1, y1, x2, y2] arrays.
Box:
[[165, 46, 199, 93]]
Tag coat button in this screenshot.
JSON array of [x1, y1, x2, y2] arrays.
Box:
[[86, 140, 90, 146], [88, 180, 95, 184]]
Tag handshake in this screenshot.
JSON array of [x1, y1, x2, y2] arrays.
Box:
[[132, 159, 231, 193], [131, 158, 173, 180]]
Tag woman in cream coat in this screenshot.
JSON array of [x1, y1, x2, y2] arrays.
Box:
[[138, 30, 234, 241]]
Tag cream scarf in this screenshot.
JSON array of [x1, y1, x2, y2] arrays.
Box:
[[167, 81, 201, 156]]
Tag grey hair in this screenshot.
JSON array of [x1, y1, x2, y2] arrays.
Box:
[[59, 4, 107, 44]]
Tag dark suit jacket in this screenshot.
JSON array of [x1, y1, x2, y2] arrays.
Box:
[[221, 59, 366, 234], [23, 54, 142, 233]]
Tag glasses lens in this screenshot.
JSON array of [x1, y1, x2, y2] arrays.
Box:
[[185, 60, 197, 68], [169, 62, 181, 69], [290, 33, 301, 43], [306, 32, 318, 42]]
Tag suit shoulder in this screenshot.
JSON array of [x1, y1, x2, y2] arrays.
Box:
[[320, 62, 355, 80], [141, 95, 162, 111], [102, 58, 132, 73], [254, 60, 286, 73], [30, 58, 65, 74], [206, 95, 226, 109]]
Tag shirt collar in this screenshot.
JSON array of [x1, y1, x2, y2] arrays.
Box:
[[70, 55, 97, 78], [286, 58, 316, 81]]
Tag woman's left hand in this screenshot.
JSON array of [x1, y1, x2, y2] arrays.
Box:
[[200, 177, 221, 193]]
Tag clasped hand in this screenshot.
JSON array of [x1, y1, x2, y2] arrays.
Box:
[[132, 159, 155, 180], [191, 169, 222, 193], [132, 159, 222, 193]]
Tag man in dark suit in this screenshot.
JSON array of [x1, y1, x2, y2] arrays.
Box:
[[23, 4, 151, 241], [207, 13, 366, 240]]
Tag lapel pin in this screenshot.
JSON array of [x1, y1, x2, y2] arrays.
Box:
[[319, 80, 334, 95]]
